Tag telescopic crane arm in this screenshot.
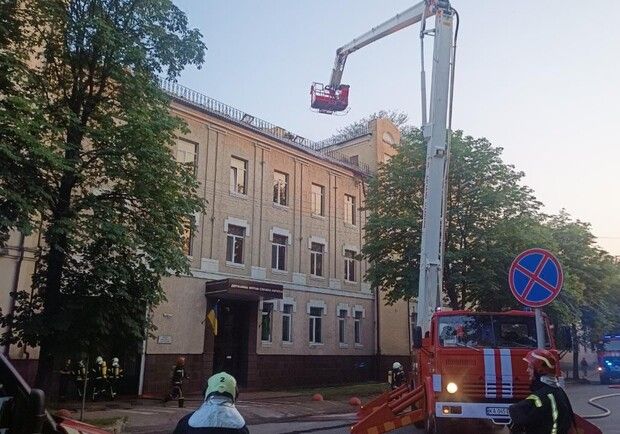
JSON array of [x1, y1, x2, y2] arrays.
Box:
[[328, 1, 431, 89], [311, 0, 455, 335]]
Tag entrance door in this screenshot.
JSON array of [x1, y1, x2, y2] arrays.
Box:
[[212, 300, 250, 386]]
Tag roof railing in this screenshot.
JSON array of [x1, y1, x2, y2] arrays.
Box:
[[159, 79, 372, 174]]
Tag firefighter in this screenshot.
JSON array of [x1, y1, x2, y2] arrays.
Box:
[[92, 356, 109, 401], [58, 358, 74, 401], [388, 362, 406, 389], [165, 356, 189, 407], [109, 357, 124, 399], [74, 359, 88, 398], [509, 349, 576, 434], [173, 372, 248, 434]]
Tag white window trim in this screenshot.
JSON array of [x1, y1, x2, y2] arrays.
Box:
[[259, 298, 280, 312], [308, 236, 328, 253], [224, 217, 251, 237], [280, 297, 297, 312], [342, 244, 359, 256], [260, 301, 275, 343], [270, 227, 292, 245], [307, 299, 327, 315], [353, 305, 366, 318], [336, 303, 351, 317]]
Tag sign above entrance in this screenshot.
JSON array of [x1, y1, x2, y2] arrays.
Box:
[[205, 278, 284, 301]]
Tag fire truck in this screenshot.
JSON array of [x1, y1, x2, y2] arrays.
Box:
[[311, 1, 602, 433], [596, 333, 620, 384]]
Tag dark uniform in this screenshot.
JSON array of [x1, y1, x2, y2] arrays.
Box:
[[509, 382, 575, 434]]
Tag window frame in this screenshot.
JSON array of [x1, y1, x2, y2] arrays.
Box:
[[271, 234, 288, 271], [310, 242, 324, 277], [226, 224, 245, 264], [282, 304, 293, 343], [344, 249, 356, 282], [261, 302, 274, 342], [344, 194, 356, 225], [230, 157, 248, 195], [273, 170, 289, 206], [338, 309, 348, 344], [309, 307, 323, 344], [311, 183, 325, 216], [354, 310, 363, 344]]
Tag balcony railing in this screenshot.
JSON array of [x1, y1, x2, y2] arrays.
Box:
[[159, 80, 372, 175]]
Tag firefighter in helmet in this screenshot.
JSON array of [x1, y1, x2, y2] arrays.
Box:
[[173, 372, 248, 434], [109, 357, 124, 398], [92, 356, 109, 401], [165, 356, 189, 407], [509, 349, 576, 434], [388, 362, 406, 389]]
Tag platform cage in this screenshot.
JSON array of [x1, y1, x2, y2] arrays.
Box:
[[310, 82, 350, 113]]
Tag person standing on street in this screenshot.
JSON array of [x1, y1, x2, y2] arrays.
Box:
[[173, 372, 249, 434], [509, 349, 576, 434], [580, 357, 589, 379], [109, 357, 124, 398], [388, 362, 406, 389], [165, 356, 189, 407]]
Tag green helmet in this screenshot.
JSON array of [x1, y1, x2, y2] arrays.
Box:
[[206, 372, 238, 401]]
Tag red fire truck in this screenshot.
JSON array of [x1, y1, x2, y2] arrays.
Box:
[[596, 333, 620, 384], [355, 309, 557, 433]]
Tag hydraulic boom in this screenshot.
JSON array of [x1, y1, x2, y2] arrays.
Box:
[[311, 0, 455, 334]]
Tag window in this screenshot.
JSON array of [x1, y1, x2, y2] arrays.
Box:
[[282, 304, 293, 343], [176, 140, 198, 175], [311, 184, 325, 216], [261, 302, 274, 342], [344, 249, 356, 282], [181, 218, 193, 255], [230, 157, 247, 194], [354, 311, 363, 344], [309, 307, 323, 343], [226, 225, 245, 264], [310, 242, 324, 277], [271, 234, 287, 271], [273, 171, 288, 206], [338, 309, 347, 344], [344, 194, 356, 225]]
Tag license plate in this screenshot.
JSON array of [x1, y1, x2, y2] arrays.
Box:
[[486, 406, 509, 417]]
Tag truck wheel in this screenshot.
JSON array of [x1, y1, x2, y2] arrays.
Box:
[[600, 374, 610, 385]]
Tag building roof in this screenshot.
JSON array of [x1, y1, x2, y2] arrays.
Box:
[[160, 80, 373, 176]]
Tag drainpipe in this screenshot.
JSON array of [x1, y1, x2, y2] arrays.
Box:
[[375, 287, 381, 380], [4, 232, 26, 357], [137, 307, 150, 396]]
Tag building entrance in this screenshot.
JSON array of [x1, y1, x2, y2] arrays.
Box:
[[212, 300, 250, 387]]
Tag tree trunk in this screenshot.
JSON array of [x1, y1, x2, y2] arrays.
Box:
[[572, 323, 580, 380]]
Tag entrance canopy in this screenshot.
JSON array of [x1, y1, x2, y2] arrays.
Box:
[[205, 278, 283, 301]]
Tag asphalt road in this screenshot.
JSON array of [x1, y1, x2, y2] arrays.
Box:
[[246, 382, 619, 434], [101, 380, 619, 433]]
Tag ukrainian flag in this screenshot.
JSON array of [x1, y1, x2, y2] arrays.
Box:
[[206, 301, 219, 336]]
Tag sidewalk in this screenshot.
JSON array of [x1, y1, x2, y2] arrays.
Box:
[[52, 385, 382, 433]]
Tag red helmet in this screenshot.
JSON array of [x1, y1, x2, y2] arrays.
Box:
[[524, 349, 557, 376], [176, 356, 186, 366]]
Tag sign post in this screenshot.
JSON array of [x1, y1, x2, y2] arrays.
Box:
[[508, 248, 564, 348]]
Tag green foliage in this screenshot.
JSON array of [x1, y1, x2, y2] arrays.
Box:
[[0, 0, 206, 366], [362, 124, 619, 337]]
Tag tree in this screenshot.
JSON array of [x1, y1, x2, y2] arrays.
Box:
[[363, 128, 542, 308], [0, 0, 206, 390], [0, 0, 62, 246]]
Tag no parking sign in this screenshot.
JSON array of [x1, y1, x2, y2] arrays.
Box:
[[509, 248, 563, 308]]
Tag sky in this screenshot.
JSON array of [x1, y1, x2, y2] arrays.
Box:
[[173, 0, 620, 256]]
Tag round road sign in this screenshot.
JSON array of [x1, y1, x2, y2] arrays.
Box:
[[508, 248, 563, 308]]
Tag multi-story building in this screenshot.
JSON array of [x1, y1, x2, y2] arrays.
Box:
[[0, 82, 412, 395]]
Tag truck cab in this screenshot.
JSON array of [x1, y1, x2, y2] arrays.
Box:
[[596, 333, 620, 384], [414, 310, 557, 431]]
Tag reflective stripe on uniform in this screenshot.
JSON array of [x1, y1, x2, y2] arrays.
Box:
[[547, 393, 558, 434], [526, 394, 543, 408]]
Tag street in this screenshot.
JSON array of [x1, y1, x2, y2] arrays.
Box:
[[75, 381, 619, 433]]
